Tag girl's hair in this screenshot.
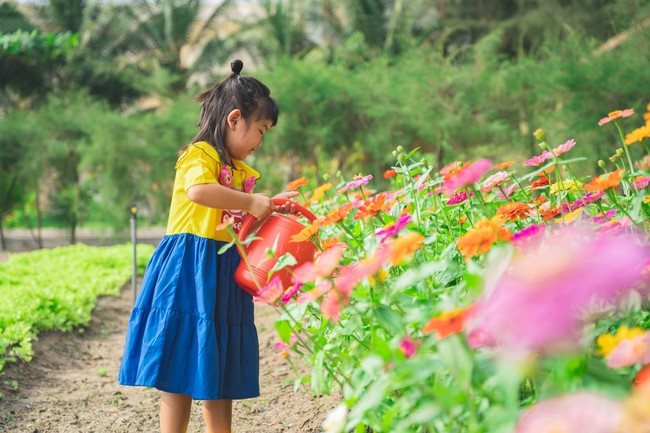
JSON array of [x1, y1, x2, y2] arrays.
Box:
[[186, 59, 279, 165]]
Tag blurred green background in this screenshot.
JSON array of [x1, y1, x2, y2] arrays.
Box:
[[1, 0, 649, 245]]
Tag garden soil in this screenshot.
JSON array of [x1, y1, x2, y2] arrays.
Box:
[[0, 266, 341, 433]]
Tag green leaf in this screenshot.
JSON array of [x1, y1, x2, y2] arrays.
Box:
[[437, 334, 473, 389], [373, 305, 404, 334], [293, 376, 310, 393], [217, 241, 235, 254], [274, 320, 293, 342]]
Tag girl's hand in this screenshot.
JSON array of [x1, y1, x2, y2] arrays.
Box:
[[248, 194, 274, 220], [273, 191, 301, 215]]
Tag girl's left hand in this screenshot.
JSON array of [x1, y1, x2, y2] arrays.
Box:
[[273, 191, 301, 215]]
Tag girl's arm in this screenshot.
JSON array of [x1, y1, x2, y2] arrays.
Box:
[[187, 183, 274, 220]]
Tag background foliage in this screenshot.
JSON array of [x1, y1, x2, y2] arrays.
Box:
[[0, 0, 649, 242]]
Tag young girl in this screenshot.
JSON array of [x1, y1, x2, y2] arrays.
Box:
[[118, 60, 297, 433]]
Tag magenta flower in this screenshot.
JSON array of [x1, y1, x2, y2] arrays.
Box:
[[561, 199, 585, 214], [593, 210, 617, 224], [297, 280, 332, 303], [281, 281, 304, 304], [398, 334, 421, 358], [481, 171, 510, 193], [468, 228, 649, 355], [524, 151, 553, 167], [321, 291, 342, 323], [633, 176, 650, 189], [375, 213, 412, 243], [514, 391, 622, 433], [511, 224, 546, 252], [446, 191, 471, 205], [338, 174, 373, 193], [253, 276, 284, 304], [442, 159, 492, 195], [274, 334, 298, 351], [584, 191, 604, 203], [553, 139, 576, 157]]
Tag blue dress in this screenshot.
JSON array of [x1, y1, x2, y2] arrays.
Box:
[[118, 142, 261, 400]]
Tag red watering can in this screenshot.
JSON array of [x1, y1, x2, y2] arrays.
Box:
[[234, 198, 318, 297]]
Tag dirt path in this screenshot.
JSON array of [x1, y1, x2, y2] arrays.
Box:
[[0, 278, 340, 433]]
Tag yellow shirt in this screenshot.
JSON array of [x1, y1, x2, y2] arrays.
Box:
[[166, 141, 261, 242]]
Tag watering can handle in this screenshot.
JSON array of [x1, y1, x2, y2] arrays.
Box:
[[237, 198, 318, 246]]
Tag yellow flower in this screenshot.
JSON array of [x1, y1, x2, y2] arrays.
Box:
[[644, 195, 650, 204], [555, 208, 582, 224], [549, 180, 582, 195], [597, 326, 645, 356], [309, 182, 332, 203]]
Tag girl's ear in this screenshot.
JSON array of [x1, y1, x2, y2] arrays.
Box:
[[227, 109, 242, 130]]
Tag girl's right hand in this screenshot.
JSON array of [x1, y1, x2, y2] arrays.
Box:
[[248, 194, 274, 220]]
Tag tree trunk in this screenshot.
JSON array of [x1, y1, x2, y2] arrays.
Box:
[[0, 174, 18, 251], [0, 218, 5, 251]]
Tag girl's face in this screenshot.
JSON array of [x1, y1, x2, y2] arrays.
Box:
[[225, 109, 273, 161]]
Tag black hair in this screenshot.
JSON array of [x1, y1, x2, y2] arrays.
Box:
[[187, 59, 279, 166]]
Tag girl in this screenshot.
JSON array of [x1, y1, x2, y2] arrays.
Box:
[[118, 59, 297, 433]]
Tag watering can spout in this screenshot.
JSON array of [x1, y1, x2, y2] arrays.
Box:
[[233, 198, 318, 297]]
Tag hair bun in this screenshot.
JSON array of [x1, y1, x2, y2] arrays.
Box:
[[231, 59, 243, 75]]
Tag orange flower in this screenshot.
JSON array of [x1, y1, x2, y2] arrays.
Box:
[[496, 202, 530, 221], [289, 220, 321, 242], [390, 233, 425, 265], [530, 177, 549, 189], [625, 125, 650, 145], [383, 169, 397, 179], [321, 203, 354, 226], [457, 215, 511, 261], [541, 206, 560, 221], [423, 306, 475, 340], [354, 193, 387, 220], [308, 182, 332, 203], [287, 176, 309, 191], [495, 161, 515, 169], [441, 161, 471, 181], [457, 217, 468, 224], [583, 169, 623, 191]]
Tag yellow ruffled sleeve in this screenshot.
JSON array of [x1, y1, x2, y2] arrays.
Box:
[[175, 143, 220, 192]]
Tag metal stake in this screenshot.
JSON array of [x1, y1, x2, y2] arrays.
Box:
[[130, 205, 138, 306]]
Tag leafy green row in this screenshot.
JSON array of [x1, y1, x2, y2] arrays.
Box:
[[0, 244, 153, 374]]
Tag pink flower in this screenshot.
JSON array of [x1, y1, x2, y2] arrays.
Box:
[[442, 159, 492, 195], [481, 171, 510, 193], [496, 183, 520, 201], [593, 210, 617, 224], [398, 334, 421, 358], [321, 292, 342, 323], [584, 191, 604, 203], [446, 190, 472, 205], [553, 139, 576, 157], [338, 174, 373, 193], [514, 391, 622, 433], [468, 228, 649, 355], [274, 334, 298, 351], [375, 213, 412, 243], [297, 280, 332, 303], [511, 224, 546, 252], [523, 151, 553, 167], [281, 281, 304, 304], [598, 217, 632, 234], [598, 109, 634, 126], [291, 245, 345, 284], [253, 276, 284, 304], [335, 246, 391, 297], [243, 175, 256, 193], [606, 332, 650, 368]]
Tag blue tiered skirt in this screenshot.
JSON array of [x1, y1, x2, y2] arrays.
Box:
[[118, 233, 259, 400]]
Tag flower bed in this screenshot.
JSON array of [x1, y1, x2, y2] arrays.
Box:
[[239, 104, 650, 432]]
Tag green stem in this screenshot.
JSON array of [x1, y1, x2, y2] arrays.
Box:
[[615, 122, 636, 175]]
